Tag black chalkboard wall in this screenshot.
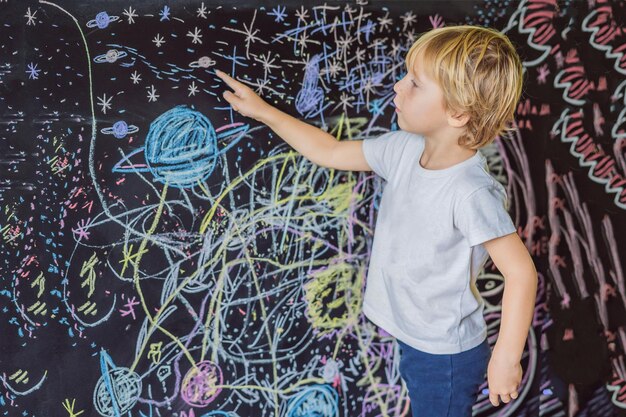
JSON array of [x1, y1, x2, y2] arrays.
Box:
[[2, 0, 626, 416]]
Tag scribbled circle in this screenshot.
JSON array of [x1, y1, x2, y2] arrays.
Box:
[[144, 105, 220, 188], [112, 121, 129, 139], [286, 385, 338, 417], [101, 121, 139, 139], [190, 56, 216, 68], [93, 367, 142, 417], [304, 263, 360, 335], [198, 56, 212, 68], [181, 360, 223, 407], [199, 412, 236, 417], [95, 12, 111, 28], [105, 49, 120, 63], [86, 11, 119, 29], [93, 49, 128, 64]]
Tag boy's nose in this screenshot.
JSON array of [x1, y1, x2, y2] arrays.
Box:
[[393, 77, 407, 94]]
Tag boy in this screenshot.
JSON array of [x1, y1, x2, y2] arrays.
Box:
[[216, 24, 538, 417]]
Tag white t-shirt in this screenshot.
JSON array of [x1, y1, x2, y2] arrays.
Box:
[[361, 129, 517, 354]]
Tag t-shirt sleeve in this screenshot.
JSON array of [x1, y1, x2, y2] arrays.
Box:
[[454, 183, 517, 247], [361, 130, 407, 181]]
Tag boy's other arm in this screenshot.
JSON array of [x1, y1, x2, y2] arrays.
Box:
[[484, 232, 537, 362], [215, 69, 371, 172], [483, 232, 538, 407]]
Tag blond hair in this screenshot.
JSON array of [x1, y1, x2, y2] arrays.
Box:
[[405, 25, 523, 149]]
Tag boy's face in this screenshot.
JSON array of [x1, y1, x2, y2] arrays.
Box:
[[393, 53, 460, 138]]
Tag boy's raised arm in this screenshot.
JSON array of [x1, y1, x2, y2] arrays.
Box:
[[215, 69, 371, 172]]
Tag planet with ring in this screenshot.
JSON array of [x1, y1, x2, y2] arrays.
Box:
[[190, 56, 215, 68], [112, 105, 249, 189], [101, 121, 139, 139], [86, 11, 119, 29], [93, 49, 128, 64]]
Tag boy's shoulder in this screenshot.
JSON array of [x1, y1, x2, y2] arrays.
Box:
[[452, 159, 503, 201]]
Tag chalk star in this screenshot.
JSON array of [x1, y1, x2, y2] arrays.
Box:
[[377, 12, 393, 32], [159, 5, 170, 21], [152, 34, 165, 47], [146, 85, 159, 102], [188, 81, 198, 97], [268, 5, 287, 23], [400, 10, 417, 31], [256, 52, 280, 77], [123, 6, 137, 24], [26, 62, 41, 79], [197, 2, 208, 18], [295, 6, 309, 23], [187, 27, 203, 44], [130, 71, 142, 84], [25, 7, 37, 26], [97, 93, 112, 114]]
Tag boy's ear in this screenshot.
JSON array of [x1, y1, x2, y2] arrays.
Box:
[[447, 110, 470, 128]]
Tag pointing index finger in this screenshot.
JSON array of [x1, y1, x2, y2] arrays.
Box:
[[216, 69, 242, 90]]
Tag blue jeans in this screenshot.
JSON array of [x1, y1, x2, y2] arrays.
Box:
[[398, 338, 491, 417]]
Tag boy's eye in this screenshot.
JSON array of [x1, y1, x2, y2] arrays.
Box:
[[411, 80, 419, 88]]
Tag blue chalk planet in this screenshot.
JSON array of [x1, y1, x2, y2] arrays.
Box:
[[86, 11, 119, 29], [93, 349, 141, 417], [113, 105, 248, 188], [285, 385, 338, 417]]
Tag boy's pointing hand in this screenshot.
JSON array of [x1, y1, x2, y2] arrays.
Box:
[[215, 69, 271, 122]]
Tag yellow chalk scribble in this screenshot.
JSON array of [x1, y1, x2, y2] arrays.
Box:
[[148, 342, 163, 364], [304, 262, 363, 335], [62, 398, 85, 417], [79, 252, 99, 297]]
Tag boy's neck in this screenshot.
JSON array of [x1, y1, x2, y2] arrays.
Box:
[[419, 136, 477, 170]]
